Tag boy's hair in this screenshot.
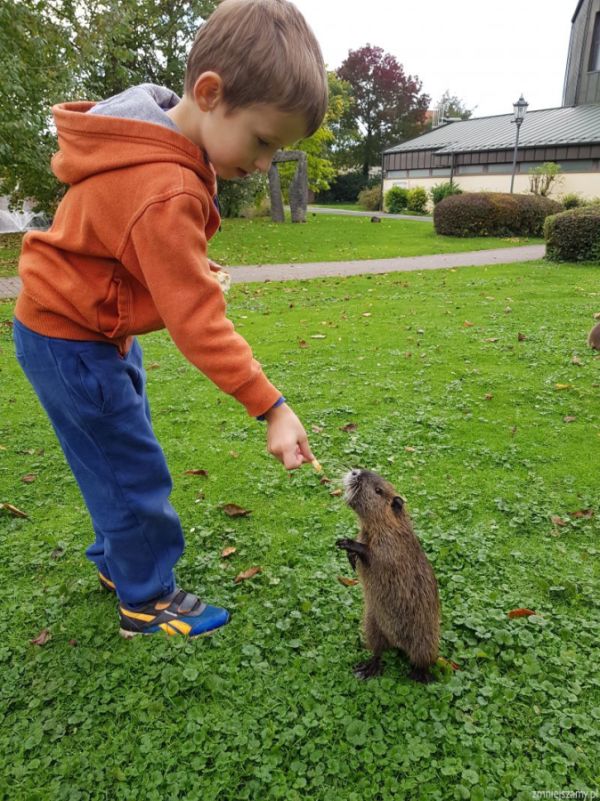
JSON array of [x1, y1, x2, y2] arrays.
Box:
[[185, 0, 328, 137]]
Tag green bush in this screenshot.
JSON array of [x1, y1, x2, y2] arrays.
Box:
[[430, 181, 462, 206], [544, 205, 600, 262], [357, 185, 382, 211], [218, 174, 267, 218], [433, 192, 562, 237], [315, 171, 379, 203], [385, 186, 409, 213], [406, 186, 429, 214], [561, 193, 585, 210]]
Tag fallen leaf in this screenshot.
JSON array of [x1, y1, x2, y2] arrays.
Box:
[[337, 576, 359, 587], [184, 469, 209, 477], [298, 340, 308, 348], [21, 474, 37, 484], [569, 508, 594, 519], [594, 311, 600, 320], [221, 546, 237, 558], [563, 416, 577, 423], [50, 547, 65, 560], [330, 489, 343, 497], [340, 423, 357, 432], [554, 383, 572, 390], [68, 639, 78, 647], [484, 337, 499, 343], [551, 515, 568, 527], [517, 332, 527, 341], [234, 566, 262, 583], [1, 502, 28, 518], [319, 476, 332, 485], [311, 425, 324, 434], [362, 313, 372, 317], [507, 608, 537, 619], [229, 451, 239, 459], [484, 393, 493, 400], [463, 321, 474, 327], [222, 503, 251, 517], [436, 656, 460, 671], [404, 446, 416, 452], [30, 629, 51, 646], [571, 355, 583, 366], [505, 306, 512, 313], [147, 362, 160, 370]]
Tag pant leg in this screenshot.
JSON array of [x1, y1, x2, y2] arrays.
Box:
[[13, 319, 183, 607]]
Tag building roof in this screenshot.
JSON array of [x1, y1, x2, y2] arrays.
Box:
[[384, 104, 600, 155]]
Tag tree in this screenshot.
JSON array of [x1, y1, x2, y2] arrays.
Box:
[[0, 0, 217, 214], [337, 45, 430, 175], [435, 90, 475, 122]]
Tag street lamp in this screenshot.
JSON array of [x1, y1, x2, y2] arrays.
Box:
[[510, 95, 528, 193]]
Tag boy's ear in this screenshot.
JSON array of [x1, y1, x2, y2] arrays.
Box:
[[192, 72, 224, 112]]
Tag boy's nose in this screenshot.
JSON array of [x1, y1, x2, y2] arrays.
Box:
[[253, 156, 273, 174]]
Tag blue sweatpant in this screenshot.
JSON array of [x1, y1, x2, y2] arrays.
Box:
[[13, 318, 183, 607]]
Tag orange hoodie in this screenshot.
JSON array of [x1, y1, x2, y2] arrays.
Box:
[[15, 99, 281, 417]]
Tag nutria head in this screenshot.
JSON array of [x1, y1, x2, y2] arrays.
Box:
[[343, 469, 405, 527]]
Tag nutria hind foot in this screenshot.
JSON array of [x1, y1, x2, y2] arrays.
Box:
[[353, 656, 383, 680], [408, 666, 436, 684]]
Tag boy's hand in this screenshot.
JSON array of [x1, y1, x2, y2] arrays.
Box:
[[264, 403, 314, 470]]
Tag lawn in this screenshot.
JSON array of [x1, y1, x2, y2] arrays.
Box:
[[0, 216, 540, 277], [0, 259, 599, 801]]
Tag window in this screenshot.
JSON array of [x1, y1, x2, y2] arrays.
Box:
[[589, 12, 600, 71]]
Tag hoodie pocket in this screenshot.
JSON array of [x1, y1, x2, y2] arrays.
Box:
[[97, 278, 131, 339]]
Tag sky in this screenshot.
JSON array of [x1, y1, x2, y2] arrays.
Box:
[[292, 0, 575, 118]]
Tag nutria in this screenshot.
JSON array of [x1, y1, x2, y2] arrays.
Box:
[[336, 469, 440, 683], [588, 321, 600, 350]]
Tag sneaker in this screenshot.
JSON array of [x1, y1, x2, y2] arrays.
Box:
[[119, 588, 230, 639], [98, 571, 116, 592]]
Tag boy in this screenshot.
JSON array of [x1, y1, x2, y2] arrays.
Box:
[[13, 0, 328, 638]]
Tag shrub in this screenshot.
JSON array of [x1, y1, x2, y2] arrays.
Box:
[[544, 205, 600, 262], [315, 171, 378, 203], [218, 174, 267, 218], [385, 186, 409, 213], [528, 162, 562, 196], [561, 193, 585, 210], [406, 186, 429, 214], [357, 185, 382, 211], [433, 192, 562, 237], [430, 181, 462, 206]]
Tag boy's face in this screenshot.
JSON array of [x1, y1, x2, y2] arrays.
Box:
[[199, 101, 308, 180]]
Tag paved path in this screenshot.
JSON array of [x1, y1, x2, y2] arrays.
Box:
[[0, 245, 545, 299], [309, 206, 433, 222]]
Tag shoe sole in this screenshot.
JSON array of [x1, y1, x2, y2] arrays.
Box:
[[119, 621, 229, 640]]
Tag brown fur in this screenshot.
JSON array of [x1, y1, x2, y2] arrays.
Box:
[[588, 321, 600, 350], [338, 469, 440, 681]]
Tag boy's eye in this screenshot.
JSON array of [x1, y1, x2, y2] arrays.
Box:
[[258, 138, 270, 147]]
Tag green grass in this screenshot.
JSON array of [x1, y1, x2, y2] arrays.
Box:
[[309, 203, 363, 211], [0, 259, 599, 800], [1, 217, 540, 277]]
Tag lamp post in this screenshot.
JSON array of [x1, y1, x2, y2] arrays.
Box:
[[510, 95, 528, 193]]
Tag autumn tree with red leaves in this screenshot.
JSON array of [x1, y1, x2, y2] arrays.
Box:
[[337, 45, 430, 175]]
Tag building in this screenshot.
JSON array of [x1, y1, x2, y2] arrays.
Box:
[[383, 1, 600, 202]]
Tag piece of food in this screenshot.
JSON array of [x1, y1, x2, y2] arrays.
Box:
[[311, 458, 323, 472]]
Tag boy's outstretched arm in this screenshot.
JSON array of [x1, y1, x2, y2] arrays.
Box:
[[264, 402, 314, 470]]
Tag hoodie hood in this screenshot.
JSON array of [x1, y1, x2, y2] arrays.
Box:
[[51, 86, 216, 194]]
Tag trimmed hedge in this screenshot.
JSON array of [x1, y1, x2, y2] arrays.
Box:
[[433, 192, 562, 237], [544, 205, 600, 262]]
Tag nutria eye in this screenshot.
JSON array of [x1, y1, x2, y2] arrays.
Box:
[[375, 487, 383, 495]]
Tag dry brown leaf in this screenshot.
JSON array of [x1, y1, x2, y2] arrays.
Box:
[[463, 321, 474, 327], [551, 515, 568, 527], [234, 566, 262, 583], [436, 656, 461, 671], [311, 425, 324, 434], [517, 332, 527, 341], [337, 576, 359, 587], [68, 639, 78, 647], [319, 476, 332, 485], [330, 489, 343, 497], [21, 474, 37, 484], [484, 393, 493, 400], [1, 502, 28, 518], [298, 340, 308, 348], [571, 355, 583, 366], [563, 416, 577, 423], [30, 629, 51, 646], [222, 503, 251, 517], [221, 546, 237, 558], [229, 451, 239, 459], [507, 608, 537, 619], [340, 423, 358, 432], [555, 383, 572, 391], [362, 313, 372, 317], [184, 469, 209, 477], [569, 508, 594, 519], [484, 337, 499, 343], [404, 446, 416, 453], [147, 362, 160, 370]]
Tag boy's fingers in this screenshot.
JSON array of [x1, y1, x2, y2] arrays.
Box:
[[298, 438, 314, 463]]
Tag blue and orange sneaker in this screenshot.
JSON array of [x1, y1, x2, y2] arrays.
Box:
[[98, 571, 116, 592], [119, 588, 230, 639]]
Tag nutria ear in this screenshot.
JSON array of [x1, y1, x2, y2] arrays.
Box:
[[391, 496, 404, 514]]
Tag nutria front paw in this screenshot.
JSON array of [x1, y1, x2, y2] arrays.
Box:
[[408, 667, 436, 684], [353, 657, 383, 680]]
